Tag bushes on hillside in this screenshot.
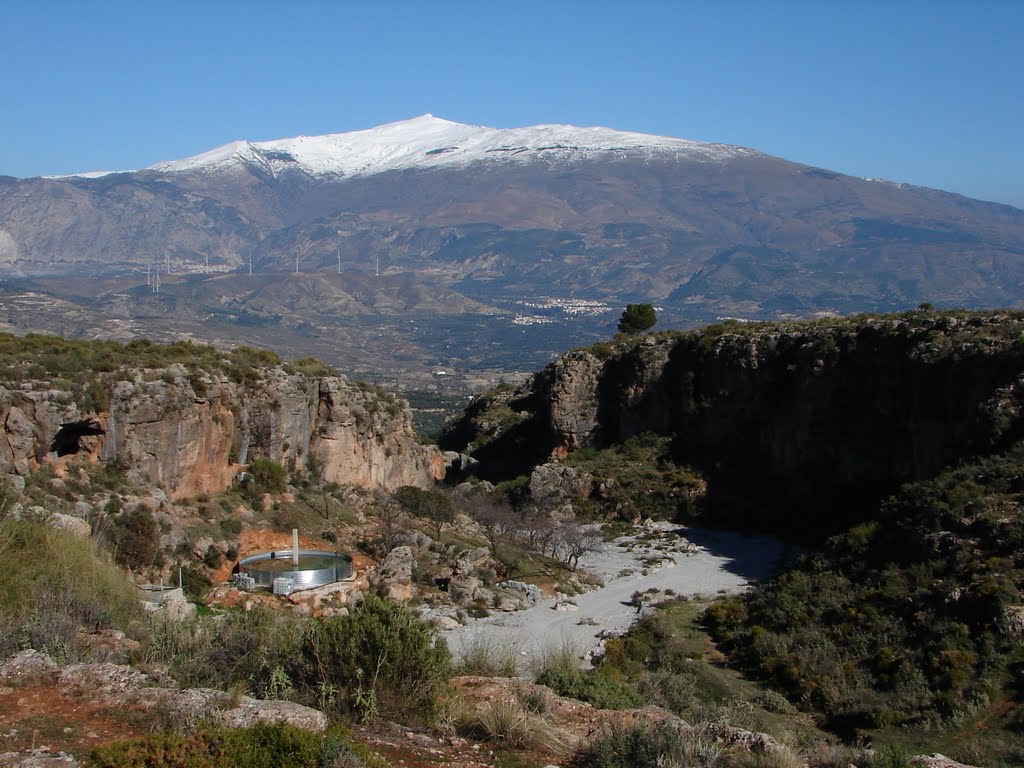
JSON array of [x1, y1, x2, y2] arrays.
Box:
[[148, 593, 452, 726], [110, 507, 161, 571], [570, 722, 723, 768], [88, 722, 383, 768], [706, 448, 1024, 727], [393, 485, 455, 537], [564, 432, 705, 521], [0, 514, 143, 661]]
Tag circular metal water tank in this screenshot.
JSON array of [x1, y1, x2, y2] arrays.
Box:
[[238, 550, 353, 590]]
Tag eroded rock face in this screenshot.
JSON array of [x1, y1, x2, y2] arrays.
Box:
[[0, 388, 79, 477], [309, 378, 447, 491], [546, 351, 605, 456], [530, 463, 592, 506], [0, 365, 451, 499]]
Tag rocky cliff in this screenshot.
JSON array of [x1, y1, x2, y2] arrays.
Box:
[[1, 361, 451, 499], [441, 311, 1024, 535]]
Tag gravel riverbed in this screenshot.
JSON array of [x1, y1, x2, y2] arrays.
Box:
[[442, 524, 785, 667]]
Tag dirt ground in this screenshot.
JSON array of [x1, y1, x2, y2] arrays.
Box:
[[0, 683, 146, 756]]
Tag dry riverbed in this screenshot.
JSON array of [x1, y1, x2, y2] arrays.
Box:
[[442, 524, 785, 668]]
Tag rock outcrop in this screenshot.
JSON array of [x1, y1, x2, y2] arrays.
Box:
[[1, 650, 328, 735], [369, 545, 415, 602], [0, 364, 453, 499], [442, 312, 1024, 535]]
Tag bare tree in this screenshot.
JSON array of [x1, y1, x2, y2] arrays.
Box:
[[466, 493, 522, 578], [552, 521, 603, 571], [375, 499, 406, 554], [464, 494, 510, 545], [520, 504, 556, 554]]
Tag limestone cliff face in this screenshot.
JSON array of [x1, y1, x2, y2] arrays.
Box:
[[1, 365, 449, 498], [0, 387, 79, 477], [441, 312, 1024, 534]]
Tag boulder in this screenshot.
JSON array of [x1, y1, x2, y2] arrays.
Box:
[[216, 696, 328, 732], [0, 750, 79, 767], [499, 580, 543, 603], [72, 629, 141, 664], [369, 545, 414, 602], [392, 529, 432, 552], [529, 463, 592, 506], [46, 512, 90, 539], [58, 662, 151, 701], [3, 474, 25, 494], [4, 407, 36, 464], [0, 650, 60, 686], [999, 605, 1024, 638], [448, 575, 482, 605], [911, 754, 979, 768]]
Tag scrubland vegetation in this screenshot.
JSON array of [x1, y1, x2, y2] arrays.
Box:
[[5, 312, 1024, 766], [0, 509, 144, 663], [0, 333, 286, 390], [88, 722, 387, 768], [707, 448, 1024, 762]]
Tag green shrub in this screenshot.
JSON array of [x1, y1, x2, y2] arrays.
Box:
[[220, 517, 243, 536], [0, 334, 292, 394], [202, 545, 222, 569], [534, 641, 643, 710], [571, 722, 722, 768], [563, 433, 704, 521], [110, 508, 160, 571], [706, 448, 1024, 728], [245, 458, 288, 495], [536, 665, 643, 710], [175, 564, 211, 600], [867, 744, 912, 768], [299, 592, 452, 724], [149, 606, 305, 699], [290, 356, 335, 378]]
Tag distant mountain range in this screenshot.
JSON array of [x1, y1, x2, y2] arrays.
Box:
[[1, 115, 1023, 383]]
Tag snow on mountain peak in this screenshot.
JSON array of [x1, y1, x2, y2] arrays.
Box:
[[143, 116, 754, 179]]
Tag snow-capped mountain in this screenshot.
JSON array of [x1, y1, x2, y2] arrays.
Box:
[[3, 112, 1024, 381], [146, 115, 756, 178]]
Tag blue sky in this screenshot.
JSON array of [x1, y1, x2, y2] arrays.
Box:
[[2, 0, 1021, 208]]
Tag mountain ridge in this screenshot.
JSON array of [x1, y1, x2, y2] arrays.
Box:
[[2, 116, 1024, 381], [54, 115, 759, 180]]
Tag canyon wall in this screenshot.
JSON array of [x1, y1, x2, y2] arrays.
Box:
[[0, 365, 451, 498], [442, 312, 1024, 534]]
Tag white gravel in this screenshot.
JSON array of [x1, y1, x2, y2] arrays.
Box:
[[442, 524, 784, 667]]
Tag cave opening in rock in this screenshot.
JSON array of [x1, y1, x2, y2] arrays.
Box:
[[51, 418, 105, 456]]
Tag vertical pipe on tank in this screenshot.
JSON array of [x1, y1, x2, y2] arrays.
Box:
[[293, 529, 299, 566]]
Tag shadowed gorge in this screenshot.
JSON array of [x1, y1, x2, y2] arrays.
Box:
[[442, 311, 1024, 539]]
